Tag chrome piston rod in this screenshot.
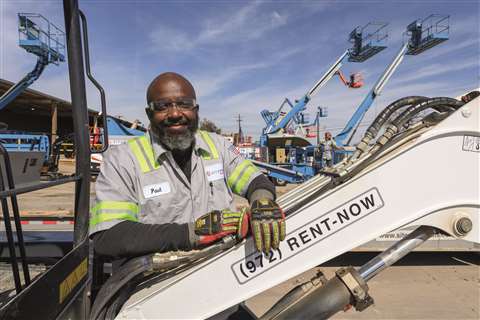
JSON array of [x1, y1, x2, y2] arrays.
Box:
[[270, 226, 436, 320], [359, 226, 436, 281]]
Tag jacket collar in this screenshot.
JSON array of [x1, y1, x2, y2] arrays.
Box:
[[148, 129, 213, 161]]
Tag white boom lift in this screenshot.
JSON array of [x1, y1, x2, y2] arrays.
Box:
[[88, 95, 479, 319]]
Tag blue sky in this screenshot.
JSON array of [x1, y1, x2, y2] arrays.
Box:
[[1, 0, 478, 140]]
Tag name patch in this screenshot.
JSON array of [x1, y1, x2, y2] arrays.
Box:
[[231, 188, 384, 284], [143, 182, 171, 199], [205, 163, 224, 182]]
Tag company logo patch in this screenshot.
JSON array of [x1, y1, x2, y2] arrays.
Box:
[[205, 163, 224, 182], [143, 182, 171, 199]]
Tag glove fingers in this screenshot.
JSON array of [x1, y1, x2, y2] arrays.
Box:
[[272, 221, 280, 249], [279, 220, 286, 241], [237, 209, 249, 239], [262, 222, 271, 253], [252, 220, 263, 252]]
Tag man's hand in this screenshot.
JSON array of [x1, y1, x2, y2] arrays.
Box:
[[193, 209, 249, 247], [250, 198, 286, 253]]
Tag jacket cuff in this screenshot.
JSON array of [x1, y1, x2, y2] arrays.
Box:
[[249, 189, 275, 204]]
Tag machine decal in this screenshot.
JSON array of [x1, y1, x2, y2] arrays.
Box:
[[376, 230, 455, 241], [58, 258, 88, 304], [231, 188, 384, 284], [462, 135, 480, 153]]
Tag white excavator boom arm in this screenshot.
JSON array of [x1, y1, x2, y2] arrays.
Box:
[[117, 98, 479, 319]]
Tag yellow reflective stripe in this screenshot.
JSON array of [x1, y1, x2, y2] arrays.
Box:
[[128, 138, 151, 173], [228, 160, 259, 194], [227, 160, 250, 188], [90, 201, 139, 227], [139, 136, 160, 170], [92, 201, 139, 213], [89, 213, 138, 227], [233, 165, 258, 194], [199, 131, 219, 159]]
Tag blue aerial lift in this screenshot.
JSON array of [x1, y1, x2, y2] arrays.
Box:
[[259, 21, 388, 148], [334, 14, 450, 147], [255, 22, 388, 184], [0, 13, 65, 111], [0, 15, 65, 158], [256, 14, 450, 184]]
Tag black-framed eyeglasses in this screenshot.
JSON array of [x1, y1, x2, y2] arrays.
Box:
[[148, 98, 198, 113]]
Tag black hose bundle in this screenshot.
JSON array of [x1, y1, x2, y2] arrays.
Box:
[[90, 237, 237, 320], [365, 96, 429, 139], [393, 97, 464, 129], [89, 255, 153, 320]]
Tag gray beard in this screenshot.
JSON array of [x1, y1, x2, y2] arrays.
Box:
[[151, 117, 198, 151], [158, 128, 196, 150]]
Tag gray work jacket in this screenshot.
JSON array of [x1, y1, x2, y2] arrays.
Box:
[[89, 130, 261, 236]]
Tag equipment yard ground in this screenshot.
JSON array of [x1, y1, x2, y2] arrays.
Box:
[[1, 161, 479, 319]]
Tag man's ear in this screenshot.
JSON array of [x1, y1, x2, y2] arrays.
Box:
[[145, 107, 153, 120]]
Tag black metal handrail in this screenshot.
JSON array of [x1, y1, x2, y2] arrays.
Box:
[[0, 174, 80, 199], [0, 143, 31, 293], [79, 10, 109, 154]]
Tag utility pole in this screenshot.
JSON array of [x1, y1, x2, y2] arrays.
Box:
[[236, 114, 243, 145]]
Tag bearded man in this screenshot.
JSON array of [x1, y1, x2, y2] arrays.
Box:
[[90, 72, 286, 259]]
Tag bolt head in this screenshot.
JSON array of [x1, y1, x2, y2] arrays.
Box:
[[461, 108, 471, 118], [455, 217, 473, 235]]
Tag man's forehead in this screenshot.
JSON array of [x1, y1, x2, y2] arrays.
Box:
[[150, 82, 191, 100]]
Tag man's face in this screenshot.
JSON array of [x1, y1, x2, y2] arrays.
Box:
[[149, 90, 199, 151]]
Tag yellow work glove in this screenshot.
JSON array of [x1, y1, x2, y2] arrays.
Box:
[[194, 209, 249, 247], [249, 198, 286, 253]]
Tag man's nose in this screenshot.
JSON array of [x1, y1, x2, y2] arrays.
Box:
[[166, 105, 183, 118]]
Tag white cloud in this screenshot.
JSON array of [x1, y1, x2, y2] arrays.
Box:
[[193, 46, 303, 99], [147, 2, 293, 53], [391, 56, 478, 85]]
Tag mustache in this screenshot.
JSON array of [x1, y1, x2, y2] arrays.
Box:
[[162, 118, 189, 126]]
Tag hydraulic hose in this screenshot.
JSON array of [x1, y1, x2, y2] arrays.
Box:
[[365, 96, 428, 139], [364, 97, 463, 159], [90, 237, 237, 320], [352, 96, 428, 160], [394, 97, 464, 129], [89, 255, 154, 320]]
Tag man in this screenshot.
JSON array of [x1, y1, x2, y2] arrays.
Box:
[[320, 131, 343, 167], [90, 72, 285, 259]]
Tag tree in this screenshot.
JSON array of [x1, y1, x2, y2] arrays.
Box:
[[200, 118, 221, 134]]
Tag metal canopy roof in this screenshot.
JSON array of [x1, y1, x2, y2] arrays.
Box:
[[0, 78, 99, 117]]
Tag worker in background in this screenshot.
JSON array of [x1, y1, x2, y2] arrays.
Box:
[[90, 72, 286, 260], [320, 131, 343, 167]]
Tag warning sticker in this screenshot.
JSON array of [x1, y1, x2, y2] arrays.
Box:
[[462, 135, 480, 153], [231, 188, 384, 284]]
